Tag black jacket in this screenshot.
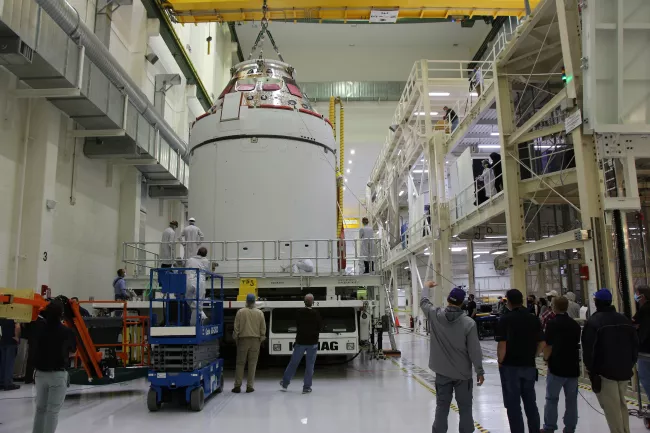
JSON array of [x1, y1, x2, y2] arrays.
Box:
[[582, 306, 638, 381]]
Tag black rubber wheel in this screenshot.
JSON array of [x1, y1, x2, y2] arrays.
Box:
[[644, 418, 650, 430], [190, 387, 205, 411], [216, 373, 224, 394], [147, 389, 161, 412]]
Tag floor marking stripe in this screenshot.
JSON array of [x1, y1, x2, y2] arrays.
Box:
[[392, 358, 491, 433]]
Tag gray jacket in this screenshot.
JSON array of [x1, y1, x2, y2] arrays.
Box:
[[420, 287, 484, 380]]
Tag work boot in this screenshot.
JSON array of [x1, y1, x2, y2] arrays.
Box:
[[280, 380, 288, 391], [231, 386, 241, 393], [246, 386, 254, 393], [302, 387, 312, 394]]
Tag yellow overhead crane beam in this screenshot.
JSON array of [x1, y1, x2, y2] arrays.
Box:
[[161, 0, 540, 23]]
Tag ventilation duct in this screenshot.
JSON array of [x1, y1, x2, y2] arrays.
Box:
[[34, 0, 189, 160]]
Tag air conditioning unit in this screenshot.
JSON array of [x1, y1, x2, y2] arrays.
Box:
[[0, 37, 34, 65]]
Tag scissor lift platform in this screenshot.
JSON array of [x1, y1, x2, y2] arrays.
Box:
[[147, 268, 225, 412]]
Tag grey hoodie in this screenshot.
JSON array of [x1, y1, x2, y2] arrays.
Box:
[[420, 287, 484, 380]]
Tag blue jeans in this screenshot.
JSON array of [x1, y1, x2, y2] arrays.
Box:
[[0, 344, 17, 388], [451, 117, 459, 132], [638, 356, 650, 401], [500, 365, 540, 433], [282, 344, 318, 390], [543, 373, 578, 433]]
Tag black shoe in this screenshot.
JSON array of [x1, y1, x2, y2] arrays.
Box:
[[302, 387, 312, 394], [231, 386, 241, 393], [246, 387, 254, 393], [3, 384, 20, 391]]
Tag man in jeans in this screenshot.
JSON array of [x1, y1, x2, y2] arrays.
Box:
[[420, 282, 485, 433], [496, 288, 544, 433], [542, 296, 581, 433], [583, 288, 638, 433], [0, 319, 20, 390], [634, 285, 650, 406], [281, 293, 322, 393]]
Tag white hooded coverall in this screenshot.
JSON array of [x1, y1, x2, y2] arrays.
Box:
[[179, 224, 205, 258], [159, 227, 176, 265], [478, 167, 497, 198], [359, 226, 375, 260], [185, 255, 210, 325]]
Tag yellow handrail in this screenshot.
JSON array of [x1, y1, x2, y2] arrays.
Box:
[[329, 96, 344, 238]]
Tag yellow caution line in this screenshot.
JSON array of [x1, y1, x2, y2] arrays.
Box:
[[392, 359, 491, 433]]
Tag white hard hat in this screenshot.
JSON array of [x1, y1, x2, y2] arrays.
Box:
[[546, 290, 558, 297], [189, 217, 196, 222]]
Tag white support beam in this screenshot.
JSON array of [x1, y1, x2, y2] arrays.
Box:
[[450, 196, 506, 237], [519, 168, 578, 195], [69, 129, 126, 138], [511, 123, 565, 145], [13, 88, 82, 98], [516, 231, 584, 255], [110, 159, 158, 166], [507, 88, 567, 145]]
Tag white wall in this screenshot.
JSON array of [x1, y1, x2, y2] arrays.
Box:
[[0, 1, 230, 299]]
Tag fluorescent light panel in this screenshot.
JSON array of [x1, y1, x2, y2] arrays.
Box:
[[415, 111, 439, 116], [485, 235, 507, 239], [412, 169, 429, 173], [429, 92, 450, 96], [398, 190, 404, 196]]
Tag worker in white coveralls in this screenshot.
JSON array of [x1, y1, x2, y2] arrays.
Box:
[[186, 247, 210, 326], [159, 220, 178, 268], [359, 217, 375, 274], [478, 159, 497, 198], [178, 217, 205, 258]]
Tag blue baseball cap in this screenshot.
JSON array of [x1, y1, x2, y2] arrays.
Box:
[[448, 287, 466, 304], [246, 293, 256, 303], [594, 288, 612, 302]]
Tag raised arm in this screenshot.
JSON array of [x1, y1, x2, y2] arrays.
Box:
[[420, 281, 437, 317]]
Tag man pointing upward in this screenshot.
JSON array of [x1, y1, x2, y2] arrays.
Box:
[[421, 281, 485, 433]]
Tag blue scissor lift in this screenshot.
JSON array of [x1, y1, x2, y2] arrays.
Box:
[[147, 268, 224, 412]]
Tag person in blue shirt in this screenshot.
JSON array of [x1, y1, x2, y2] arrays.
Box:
[[113, 269, 128, 301]]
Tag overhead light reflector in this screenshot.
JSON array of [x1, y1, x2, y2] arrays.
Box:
[[429, 92, 451, 97]]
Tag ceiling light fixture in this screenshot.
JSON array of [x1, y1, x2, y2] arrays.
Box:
[[485, 235, 508, 239], [478, 145, 501, 149], [490, 132, 500, 136], [399, 190, 404, 196], [344, 178, 348, 182], [346, 168, 350, 173], [491, 251, 507, 255], [451, 247, 467, 252], [412, 169, 429, 173], [404, 266, 410, 269], [415, 111, 439, 116], [348, 160, 352, 164], [429, 92, 451, 97], [350, 149, 356, 155], [470, 92, 478, 97], [473, 254, 480, 259]]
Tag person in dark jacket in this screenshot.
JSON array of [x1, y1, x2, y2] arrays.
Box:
[[70, 297, 90, 317], [280, 293, 322, 393], [0, 319, 21, 390], [633, 285, 650, 410], [582, 289, 638, 433], [31, 301, 76, 433]]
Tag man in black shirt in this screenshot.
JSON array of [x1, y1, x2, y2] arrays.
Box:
[[443, 106, 459, 132], [542, 296, 581, 433], [466, 294, 477, 318], [280, 294, 322, 393], [496, 289, 544, 433], [0, 319, 21, 390]]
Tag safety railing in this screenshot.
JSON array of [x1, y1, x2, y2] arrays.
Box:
[[522, 143, 575, 178], [123, 238, 383, 278], [449, 167, 504, 224]]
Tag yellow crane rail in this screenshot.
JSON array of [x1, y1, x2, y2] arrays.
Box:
[[161, 0, 540, 23]]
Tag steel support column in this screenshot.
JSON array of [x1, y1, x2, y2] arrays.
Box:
[[432, 133, 452, 305], [556, 0, 616, 310], [495, 71, 528, 291], [467, 241, 475, 295]]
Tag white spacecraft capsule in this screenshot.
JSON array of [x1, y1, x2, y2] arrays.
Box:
[[188, 59, 338, 274]]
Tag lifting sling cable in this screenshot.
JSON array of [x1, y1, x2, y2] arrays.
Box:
[[248, 0, 284, 62]]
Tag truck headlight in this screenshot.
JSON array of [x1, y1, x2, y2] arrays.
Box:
[[346, 343, 355, 351], [273, 344, 282, 352]]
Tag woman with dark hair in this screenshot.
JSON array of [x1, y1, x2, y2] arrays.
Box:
[[31, 301, 76, 433], [538, 298, 549, 317]]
